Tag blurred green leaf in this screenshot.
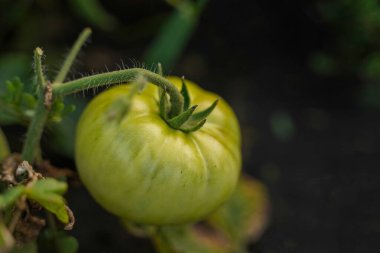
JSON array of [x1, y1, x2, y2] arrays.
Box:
[[5, 78, 25, 104], [49, 101, 76, 124], [0, 186, 25, 210], [309, 52, 336, 76], [69, 0, 117, 31], [0, 54, 30, 87], [38, 228, 79, 253], [150, 176, 270, 253], [48, 96, 88, 158], [313, 0, 380, 76], [361, 52, 380, 79], [153, 225, 229, 253], [39, 229, 78, 253], [0, 219, 14, 252], [30, 179, 67, 195], [122, 220, 156, 238], [0, 77, 74, 126], [0, 0, 31, 24], [10, 242, 37, 253], [145, 0, 208, 69], [0, 128, 10, 161], [20, 93, 37, 118], [207, 176, 270, 249], [358, 83, 380, 108], [55, 235, 79, 253], [0, 77, 36, 125], [26, 179, 69, 224], [270, 110, 295, 142]]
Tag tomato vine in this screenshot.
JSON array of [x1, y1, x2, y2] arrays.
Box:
[[0, 28, 269, 253]]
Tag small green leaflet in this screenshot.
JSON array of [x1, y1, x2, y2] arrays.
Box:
[[26, 179, 69, 224], [207, 176, 270, 249], [0, 77, 36, 125], [0, 186, 25, 210], [0, 219, 14, 251], [55, 235, 79, 253], [152, 225, 229, 253], [39, 229, 78, 253]]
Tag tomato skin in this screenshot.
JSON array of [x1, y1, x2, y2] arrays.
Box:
[[75, 77, 241, 225]]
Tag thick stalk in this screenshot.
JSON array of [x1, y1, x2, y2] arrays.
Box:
[[22, 28, 92, 163], [21, 48, 48, 163], [21, 101, 49, 162], [53, 68, 184, 117]]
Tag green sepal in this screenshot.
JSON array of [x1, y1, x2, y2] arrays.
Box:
[[159, 88, 171, 120], [158, 78, 217, 133], [180, 118, 206, 133], [167, 105, 197, 129], [189, 99, 218, 122], [180, 77, 190, 111]]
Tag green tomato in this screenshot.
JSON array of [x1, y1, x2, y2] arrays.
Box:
[[75, 77, 241, 225]]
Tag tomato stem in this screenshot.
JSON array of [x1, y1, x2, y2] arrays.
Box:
[[21, 48, 50, 163], [54, 28, 92, 84], [52, 68, 185, 117], [22, 28, 92, 163]]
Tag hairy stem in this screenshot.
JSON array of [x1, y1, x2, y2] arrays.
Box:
[[21, 48, 49, 163], [53, 28, 92, 84], [34, 48, 46, 91], [53, 68, 184, 117], [157, 62, 163, 76]]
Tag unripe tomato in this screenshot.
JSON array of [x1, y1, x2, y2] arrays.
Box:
[[75, 77, 241, 225]]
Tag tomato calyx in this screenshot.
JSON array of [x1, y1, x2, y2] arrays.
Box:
[[159, 77, 219, 133]]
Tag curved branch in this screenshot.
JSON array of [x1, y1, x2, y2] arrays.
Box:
[[52, 68, 184, 117]]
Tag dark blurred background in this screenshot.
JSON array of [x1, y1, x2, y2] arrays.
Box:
[[1, 0, 379, 252]]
